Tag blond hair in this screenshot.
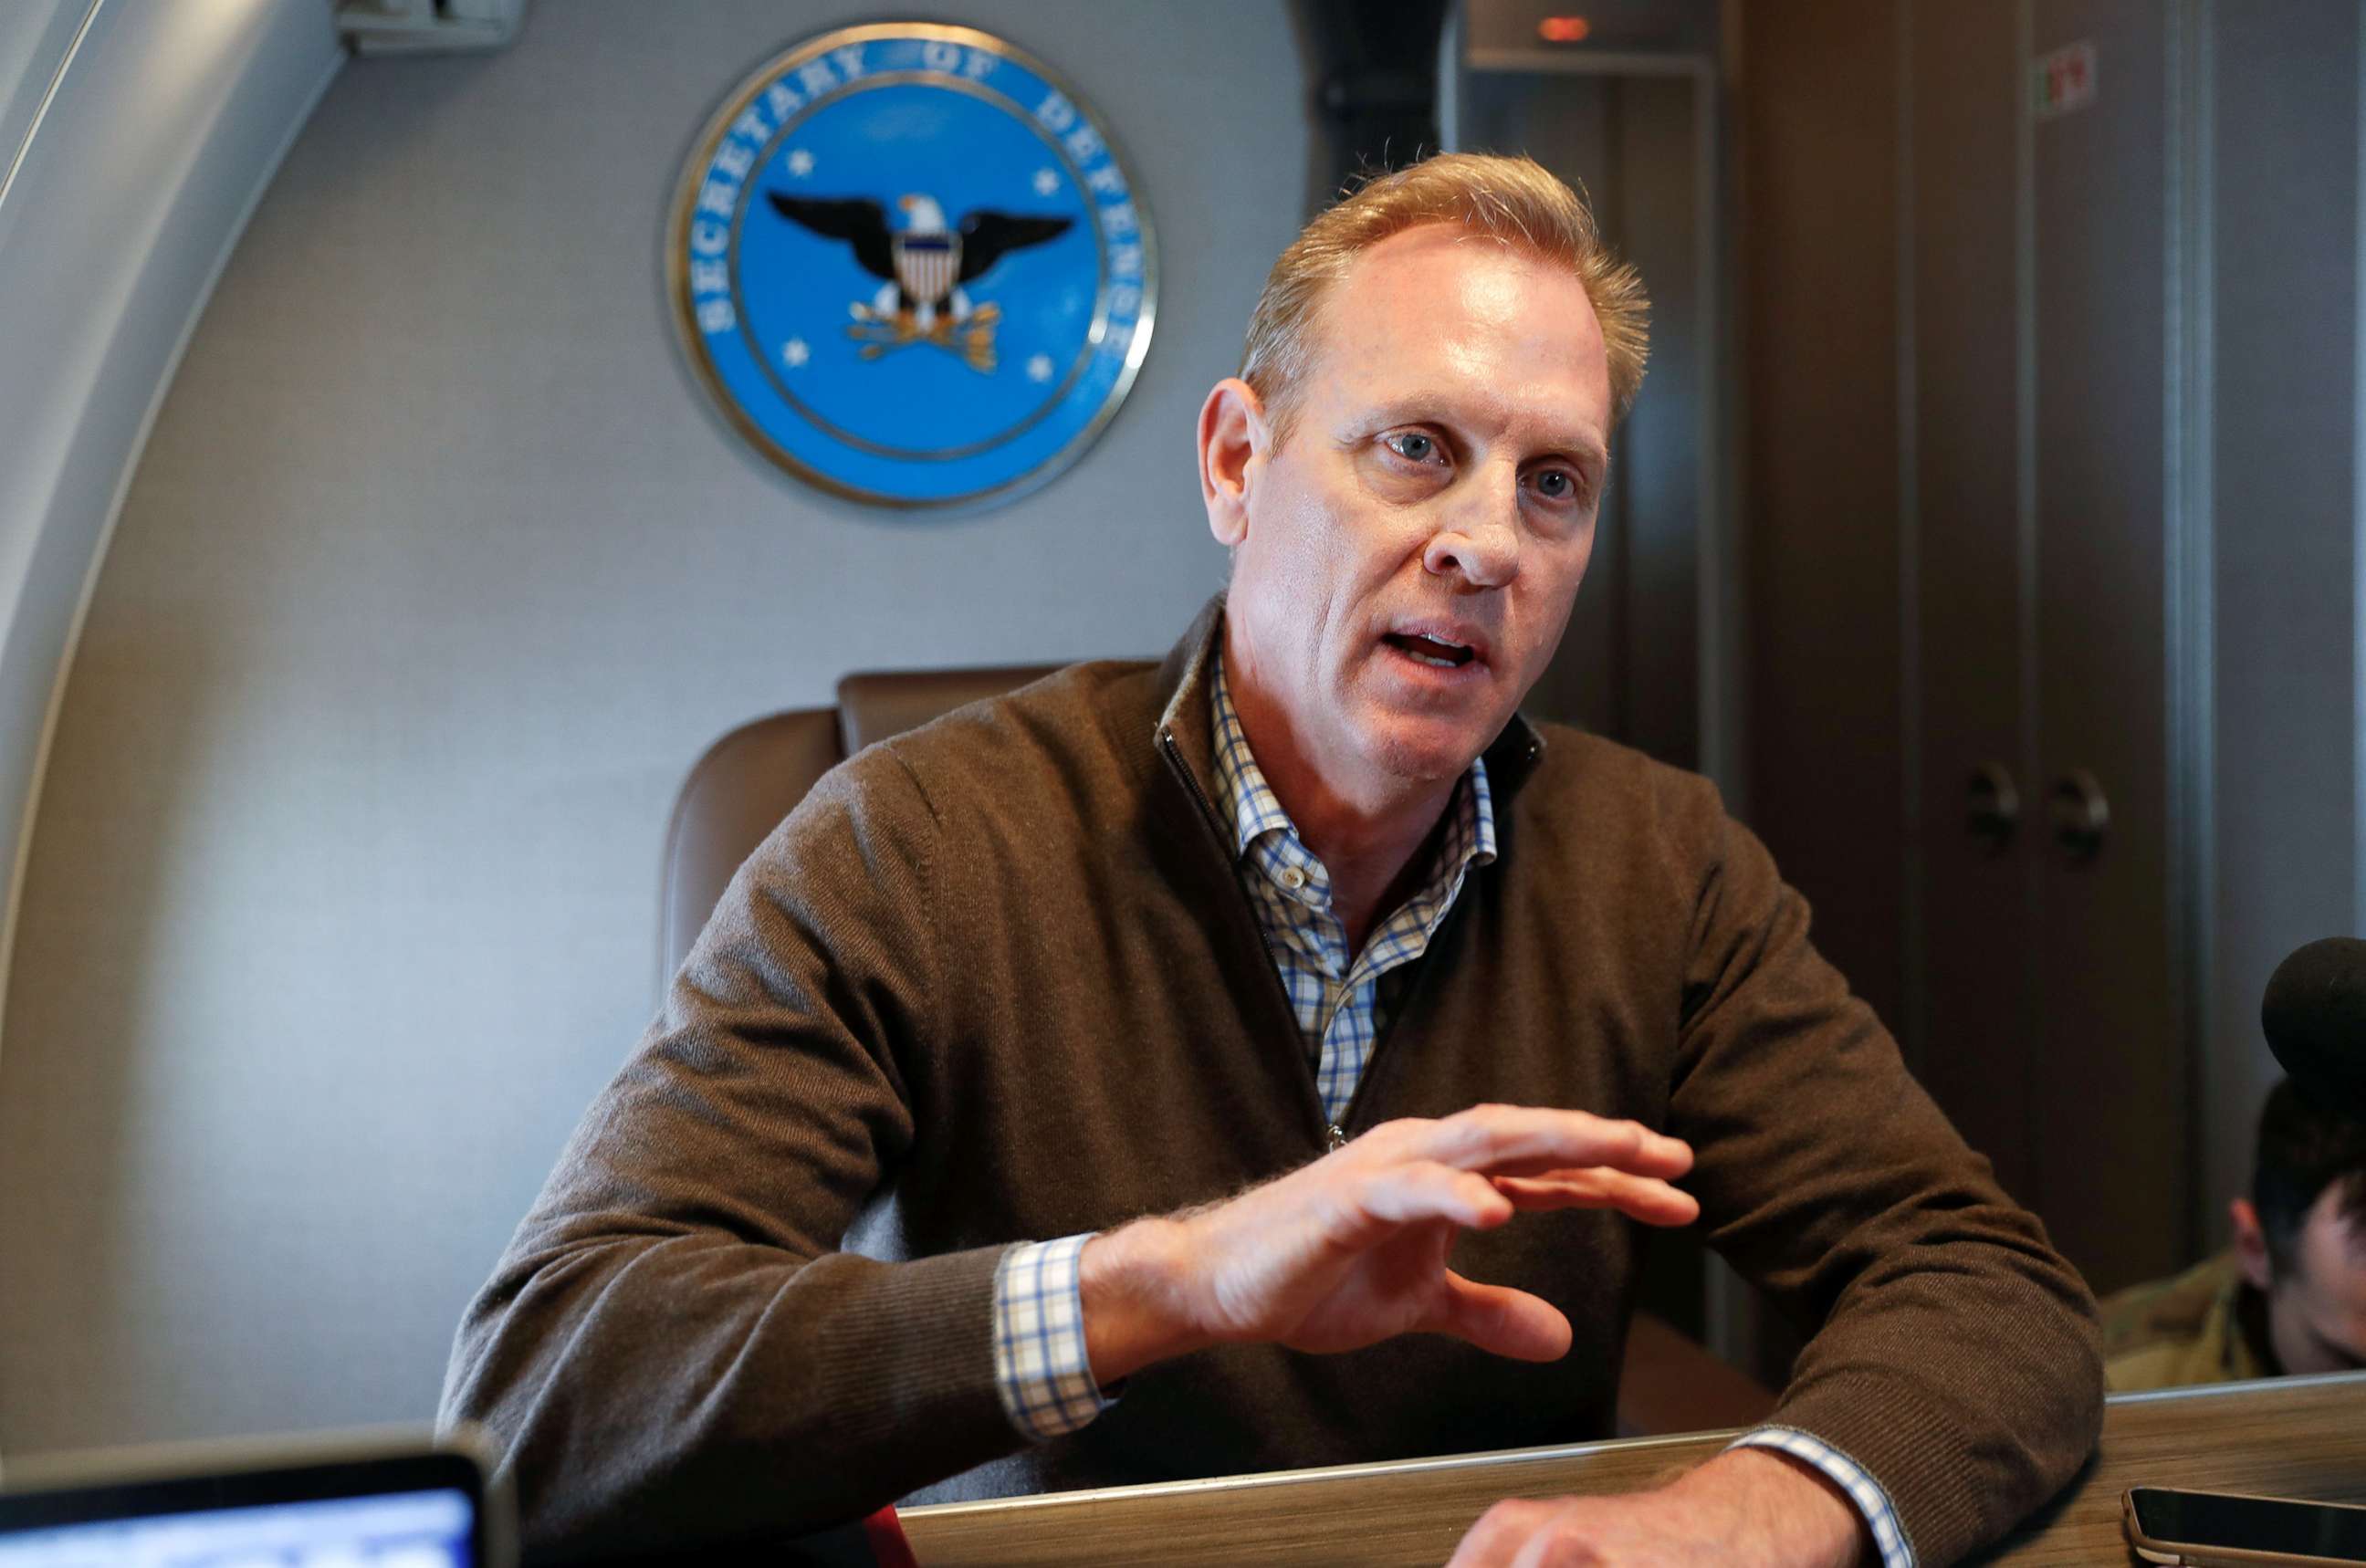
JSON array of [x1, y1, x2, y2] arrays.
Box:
[[1239, 152, 1649, 445]]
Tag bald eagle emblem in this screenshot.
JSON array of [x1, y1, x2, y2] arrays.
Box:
[[766, 193, 1073, 373], [670, 23, 1156, 509]]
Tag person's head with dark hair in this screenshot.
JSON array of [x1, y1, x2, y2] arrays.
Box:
[[2229, 1078, 2366, 1375]]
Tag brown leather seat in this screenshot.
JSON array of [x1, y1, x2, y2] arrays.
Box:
[[660, 664, 1063, 981], [661, 664, 1775, 1438]]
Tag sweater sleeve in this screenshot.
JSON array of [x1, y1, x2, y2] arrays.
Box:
[[1666, 790, 2103, 1568], [436, 747, 1026, 1560]]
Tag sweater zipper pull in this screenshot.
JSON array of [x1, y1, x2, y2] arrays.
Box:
[[1325, 1122, 1348, 1152]]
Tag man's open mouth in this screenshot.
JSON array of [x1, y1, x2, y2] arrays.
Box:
[[1382, 632, 1478, 669]]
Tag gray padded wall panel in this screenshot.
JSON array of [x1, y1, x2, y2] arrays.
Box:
[[0, 0, 1304, 1451], [2203, 2, 2361, 1238]]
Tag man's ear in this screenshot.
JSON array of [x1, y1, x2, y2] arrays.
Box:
[[2231, 1197, 2275, 1291], [1198, 377, 1267, 549]]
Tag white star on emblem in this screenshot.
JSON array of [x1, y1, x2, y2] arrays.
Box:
[[1032, 166, 1060, 197], [783, 338, 811, 367], [1025, 353, 1054, 383], [787, 148, 815, 177]]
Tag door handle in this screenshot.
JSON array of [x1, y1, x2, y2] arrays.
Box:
[[2048, 768, 2109, 861], [1966, 762, 2020, 852]]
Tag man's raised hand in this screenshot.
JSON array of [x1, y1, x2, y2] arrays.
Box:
[[1077, 1104, 1697, 1384]]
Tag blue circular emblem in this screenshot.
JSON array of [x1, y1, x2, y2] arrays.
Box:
[[667, 24, 1157, 511]]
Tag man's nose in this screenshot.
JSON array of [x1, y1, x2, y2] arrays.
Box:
[[1421, 483, 1520, 589]]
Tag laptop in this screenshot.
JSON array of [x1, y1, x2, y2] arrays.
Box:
[[0, 1427, 510, 1568]]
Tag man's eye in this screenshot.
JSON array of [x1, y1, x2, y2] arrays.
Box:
[[1382, 432, 1442, 465]]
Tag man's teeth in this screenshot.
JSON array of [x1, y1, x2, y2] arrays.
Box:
[[1389, 632, 1472, 668]]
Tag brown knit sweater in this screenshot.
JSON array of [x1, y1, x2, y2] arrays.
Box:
[[440, 600, 2102, 1564]]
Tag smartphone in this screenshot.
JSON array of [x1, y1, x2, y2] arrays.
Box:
[[2124, 1487, 2366, 1566]]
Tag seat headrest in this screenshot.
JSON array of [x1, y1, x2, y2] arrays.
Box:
[[835, 664, 1062, 755]]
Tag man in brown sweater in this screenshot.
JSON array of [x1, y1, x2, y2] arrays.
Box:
[[442, 154, 2101, 1566]]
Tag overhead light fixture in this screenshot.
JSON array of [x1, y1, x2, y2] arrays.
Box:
[[336, 0, 528, 55]]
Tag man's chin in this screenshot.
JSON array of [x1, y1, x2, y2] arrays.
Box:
[[1358, 715, 1494, 787]]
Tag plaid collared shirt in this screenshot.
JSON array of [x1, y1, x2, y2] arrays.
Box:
[[984, 653, 1911, 1566], [1209, 650, 1496, 1126]]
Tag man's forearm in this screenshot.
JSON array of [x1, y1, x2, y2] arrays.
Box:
[[443, 1231, 1024, 1555]]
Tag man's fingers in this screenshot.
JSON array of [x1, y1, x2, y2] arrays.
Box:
[[1423, 1273, 1572, 1362], [1492, 1169, 1701, 1228], [1402, 1104, 1693, 1182], [1359, 1161, 1515, 1230]]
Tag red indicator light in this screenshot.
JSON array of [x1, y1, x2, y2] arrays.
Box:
[[1537, 16, 1591, 43]]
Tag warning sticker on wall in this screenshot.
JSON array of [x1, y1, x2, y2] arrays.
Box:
[[2033, 42, 2098, 120]]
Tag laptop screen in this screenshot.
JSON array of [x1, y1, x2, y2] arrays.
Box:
[[0, 1485, 474, 1567], [0, 1442, 496, 1568]]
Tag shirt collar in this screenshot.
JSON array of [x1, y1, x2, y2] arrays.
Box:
[[1209, 648, 1499, 874]]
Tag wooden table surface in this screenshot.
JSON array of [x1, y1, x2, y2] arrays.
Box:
[[899, 1372, 2366, 1565]]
